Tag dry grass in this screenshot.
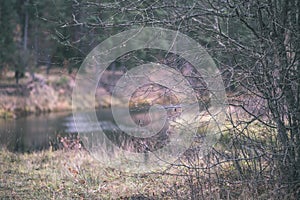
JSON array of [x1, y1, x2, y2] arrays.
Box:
[[1, 141, 296, 199], [0, 148, 186, 199]]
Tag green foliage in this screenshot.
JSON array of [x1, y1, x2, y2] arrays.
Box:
[[55, 76, 69, 87], [0, 0, 17, 69]]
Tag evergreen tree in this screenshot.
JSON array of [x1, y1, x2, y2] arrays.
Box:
[[0, 0, 17, 74]]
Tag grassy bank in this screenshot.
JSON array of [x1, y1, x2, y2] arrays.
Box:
[[0, 69, 116, 119], [0, 69, 156, 119], [0, 70, 73, 119], [1, 128, 297, 200], [0, 148, 191, 199]]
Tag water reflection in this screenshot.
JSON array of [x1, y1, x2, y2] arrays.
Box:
[[0, 112, 69, 152], [0, 107, 179, 152]]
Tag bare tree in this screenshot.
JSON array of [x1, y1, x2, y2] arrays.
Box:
[[55, 0, 300, 198]]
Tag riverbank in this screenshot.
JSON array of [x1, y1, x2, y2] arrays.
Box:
[[0, 69, 120, 119], [0, 68, 193, 119], [0, 69, 70, 118], [0, 148, 187, 199], [0, 144, 286, 199]]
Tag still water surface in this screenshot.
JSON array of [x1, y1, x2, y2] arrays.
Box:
[[0, 108, 171, 152], [0, 109, 118, 152]]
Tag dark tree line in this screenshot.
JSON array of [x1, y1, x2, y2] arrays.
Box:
[[0, 0, 84, 82]]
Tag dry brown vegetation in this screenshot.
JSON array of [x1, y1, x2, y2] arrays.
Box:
[[1, 117, 299, 200]]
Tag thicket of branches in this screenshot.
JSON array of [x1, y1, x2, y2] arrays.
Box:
[[69, 1, 299, 198], [1, 0, 299, 198]]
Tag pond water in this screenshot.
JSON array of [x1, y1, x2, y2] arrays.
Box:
[[0, 107, 177, 152], [0, 109, 116, 152]]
